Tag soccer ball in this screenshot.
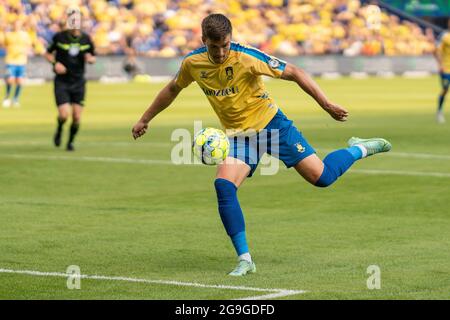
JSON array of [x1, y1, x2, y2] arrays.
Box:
[[192, 127, 230, 165]]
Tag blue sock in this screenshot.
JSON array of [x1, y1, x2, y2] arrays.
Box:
[[13, 84, 22, 102], [5, 83, 11, 98], [315, 149, 355, 187], [214, 178, 249, 256], [438, 94, 445, 112], [346, 145, 363, 161]]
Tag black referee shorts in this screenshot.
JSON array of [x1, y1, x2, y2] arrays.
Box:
[[54, 78, 86, 107]]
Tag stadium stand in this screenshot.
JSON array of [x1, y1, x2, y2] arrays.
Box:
[[0, 0, 438, 57]]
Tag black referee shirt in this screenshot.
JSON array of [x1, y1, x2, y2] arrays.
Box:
[[47, 30, 95, 82]]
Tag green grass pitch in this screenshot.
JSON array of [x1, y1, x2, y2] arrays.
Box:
[[0, 77, 449, 299]]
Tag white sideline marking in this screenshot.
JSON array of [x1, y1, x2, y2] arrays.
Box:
[[2, 153, 450, 178], [0, 141, 172, 147], [4, 154, 174, 165], [0, 268, 305, 300], [237, 291, 303, 300], [384, 151, 450, 161], [2, 142, 450, 161], [315, 148, 450, 161], [351, 169, 450, 178]]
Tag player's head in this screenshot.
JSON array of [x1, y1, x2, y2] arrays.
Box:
[[65, 6, 81, 31], [448, 18, 450, 30], [201, 13, 232, 64]]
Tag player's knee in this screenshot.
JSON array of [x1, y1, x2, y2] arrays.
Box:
[[59, 113, 69, 122], [303, 169, 323, 186], [72, 115, 81, 124], [314, 165, 337, 188]]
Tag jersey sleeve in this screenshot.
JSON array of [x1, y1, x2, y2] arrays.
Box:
[[246, 50, 287, 78], [46, 34, 57, 53], [87, 35, 95, 55], [174, 58, 194, 88]]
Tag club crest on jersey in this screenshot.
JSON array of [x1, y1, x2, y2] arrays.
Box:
[[295, 143, 305, 153], [225, 66, 234, 80], [268, 58, 280, 69], [69, 44, 80, 56], [200, 71, 208, 79]]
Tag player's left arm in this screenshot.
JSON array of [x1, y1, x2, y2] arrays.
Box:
[[281, 63, 348, 122]]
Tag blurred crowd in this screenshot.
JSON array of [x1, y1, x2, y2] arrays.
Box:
[[0, 0, 437, 58]]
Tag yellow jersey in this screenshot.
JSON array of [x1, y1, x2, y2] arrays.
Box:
[[438, 32, 450, 73], [3, 31, 32, 65], [175, 42, 286, 132]]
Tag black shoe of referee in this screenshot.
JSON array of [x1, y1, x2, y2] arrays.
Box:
[[66, 143, 75, 151], [54, 131, 62, 147]]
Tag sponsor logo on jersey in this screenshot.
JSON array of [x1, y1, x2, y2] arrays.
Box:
[[201, 86, 239, 97]]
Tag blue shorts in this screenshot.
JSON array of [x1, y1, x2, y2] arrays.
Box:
[[5, 64, 26, 79], [440, 72, 450, 89], [228, 109, 316, 177]]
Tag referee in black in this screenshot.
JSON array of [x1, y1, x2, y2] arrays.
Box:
[[44, 7, 96, 151]]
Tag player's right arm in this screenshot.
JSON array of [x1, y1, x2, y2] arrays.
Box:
[[132, 79, 183, 139], [281, 63, 348, 122], [44, 34, 67, 74], [132, 57, 193, 139]]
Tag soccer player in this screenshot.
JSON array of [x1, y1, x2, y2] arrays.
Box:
[[132, 14, 392, 276], [1, 19, 31, 108], [44, 7, 96, 151], [435, 19, 450, 124]]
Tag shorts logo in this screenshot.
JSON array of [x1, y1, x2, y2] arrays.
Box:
[[295, 143, 305, 153], [225, 66, 234, 80], [269, 58, 280, 69], [200, 71, 208, 79]]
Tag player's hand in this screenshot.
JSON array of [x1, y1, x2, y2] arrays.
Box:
[[85, 53, 96, 64], [54, 62, 67, 75], [323, 102, 349, 122], [132, 121, 148, 139]]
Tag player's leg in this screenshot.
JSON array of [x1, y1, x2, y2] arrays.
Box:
[[2, 66, 14, 108], [66, 103, 83, 151], [272, 109, 391, 187], [294, 138, 391, 187], [55, 103, 70, 147], [66, 81, 86, 151], [12, 65, 25, 107], [215, 154, 257, 276], [214, 132, 262, 276], [53, 80, 71, 147], [437, 73, 449, 124]]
